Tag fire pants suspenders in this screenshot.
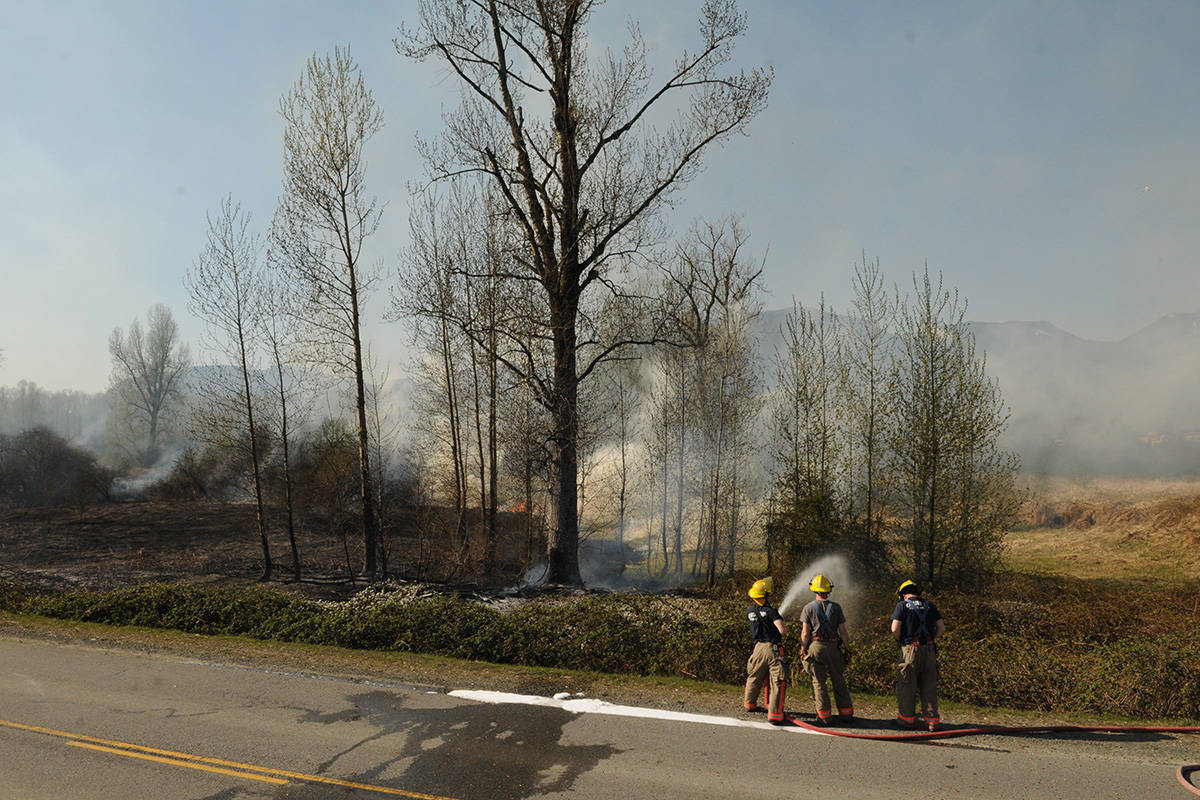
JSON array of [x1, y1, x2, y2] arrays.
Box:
[[904, 600, 930, 645]]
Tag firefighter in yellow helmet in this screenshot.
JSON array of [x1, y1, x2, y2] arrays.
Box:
[[743, 577, 789, 724], [798, 573, 853, 724], [891, 580, 945, 730]]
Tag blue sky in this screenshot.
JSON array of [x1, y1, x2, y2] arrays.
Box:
[[2, 0, 1198, 392]]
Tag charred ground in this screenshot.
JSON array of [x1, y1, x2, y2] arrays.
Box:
[[0, 500, 537, 600]]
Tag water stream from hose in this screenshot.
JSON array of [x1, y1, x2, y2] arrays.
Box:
[[777, 553, 857, 619]]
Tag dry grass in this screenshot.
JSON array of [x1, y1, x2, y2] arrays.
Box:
[[1007, 476, 1200, 580]]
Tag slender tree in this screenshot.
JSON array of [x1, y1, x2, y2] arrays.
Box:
[[186, 196, 272, 579], [271, 47, 384, 577], [841, 252, 893, 574], [397, 188, 479, 555], [605, 354, 642, 577], [889, 265, 1018, 589], [258, 268, 316, 580], [667, 217, 763, 585], [767, 295, 843, 573]]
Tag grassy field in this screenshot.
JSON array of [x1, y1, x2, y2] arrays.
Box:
[[1005, 476, 1200, 581]]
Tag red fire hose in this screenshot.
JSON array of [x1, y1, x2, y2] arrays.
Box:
[[785, 715, 1200, 742], [782, 715, 1200, 794], [1179, 763, 1200, 796]]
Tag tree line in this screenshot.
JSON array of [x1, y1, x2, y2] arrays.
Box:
[[767, 257, 1020, 590], [176, 0, 774, 586]]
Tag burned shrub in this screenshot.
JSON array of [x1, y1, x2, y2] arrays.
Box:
[[0, 427, 111, 508]]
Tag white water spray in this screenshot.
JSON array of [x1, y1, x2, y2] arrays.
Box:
[[776, 553, 856, 618]]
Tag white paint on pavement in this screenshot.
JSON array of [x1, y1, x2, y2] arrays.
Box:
[[448, 690, 825, 734]]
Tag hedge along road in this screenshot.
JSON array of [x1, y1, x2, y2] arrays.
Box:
[[0, 635, 1195, 800]]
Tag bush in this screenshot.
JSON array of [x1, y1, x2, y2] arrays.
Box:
[[0, 427, 111, 508], [3, 574, 1197, 722]]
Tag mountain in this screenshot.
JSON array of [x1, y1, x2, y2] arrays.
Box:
[[972, 313, 1200, 476]]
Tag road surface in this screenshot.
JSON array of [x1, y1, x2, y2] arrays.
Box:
[[0, 635, 1193, 799]]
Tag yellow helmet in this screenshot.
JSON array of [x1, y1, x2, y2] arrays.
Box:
[[808, 574, 833, 593], [898, 579, 920, 596], [748, 577, 774, 600]]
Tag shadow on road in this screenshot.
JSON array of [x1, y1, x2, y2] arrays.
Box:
[[265, 689, 620, 799]]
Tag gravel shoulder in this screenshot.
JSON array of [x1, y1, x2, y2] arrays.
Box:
[[3, 611, 1196, 771]]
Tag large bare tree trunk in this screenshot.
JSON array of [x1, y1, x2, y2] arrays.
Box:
[[546, 308, 583, 586]]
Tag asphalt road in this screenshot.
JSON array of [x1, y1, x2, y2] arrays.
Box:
[[0, 635, 1194, 799]]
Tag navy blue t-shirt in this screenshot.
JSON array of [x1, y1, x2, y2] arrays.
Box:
[[891, 598, 942, 645], [747, 602, 783, 644]]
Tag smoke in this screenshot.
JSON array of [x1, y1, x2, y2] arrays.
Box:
[[110, 446, 183, 498], [518, 537, 652, 590], [518, 562, 548, 587], [776, 553, 860, 626], [971, 315, 1200, 478]]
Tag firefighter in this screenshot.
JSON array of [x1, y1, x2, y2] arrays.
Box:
[[743, 577, 790, 725], [798, 573, 854, 724], [891, 579, 945, 730]]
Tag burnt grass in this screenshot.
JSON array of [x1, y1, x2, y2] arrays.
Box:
[[0, 499, 534, 598], [1, 501, 349, 599], [1, 500, 1199, 723]]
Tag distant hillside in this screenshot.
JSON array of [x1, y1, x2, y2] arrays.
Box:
[[972, 313, 1200, 477], [754, 310, 1200, 477]]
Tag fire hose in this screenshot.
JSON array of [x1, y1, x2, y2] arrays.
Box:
[[784, 714, 1200, 742], [1179, 764, 1200, 796], [780, 714, 1200, 794]]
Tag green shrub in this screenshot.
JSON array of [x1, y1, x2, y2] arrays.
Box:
[[4, 575, 1198, 722]]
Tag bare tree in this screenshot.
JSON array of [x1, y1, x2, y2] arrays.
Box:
[[600, 352, 642, 577], [363, 351, 408, 578], [258, 267, 317, 580], [666, 217, 764, 585], [397, 188, 478, 555], [108, 304, 191, 464], [400, 0, 772, 586], [667, 345, 690, 576], [841, 252, 893, 574], [888, 265, 1018, 589], [499, 365, 550, 570], [767, 295, 844, 573], [271, 47, 384, 577], [641, 364, 672, 575], [186, 196, 272, 579]]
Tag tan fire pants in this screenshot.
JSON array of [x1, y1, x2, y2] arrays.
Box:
[[896, 643, 939, 725], [744, 641, 788, 722], [806, 640, 853, 720]]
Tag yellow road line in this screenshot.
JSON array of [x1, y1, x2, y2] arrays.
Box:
[[0, 718, 457, 799], [67, 741, 287, 786]]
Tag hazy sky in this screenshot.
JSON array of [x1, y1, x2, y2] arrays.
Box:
[[2, 0, 1197, 393]]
